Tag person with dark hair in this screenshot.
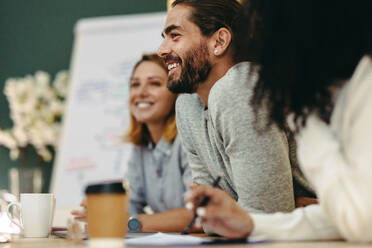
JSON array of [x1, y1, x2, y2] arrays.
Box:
[[158, 0, 314, 227], [185, 0, 372, 242], [72, 54, 198, 232]]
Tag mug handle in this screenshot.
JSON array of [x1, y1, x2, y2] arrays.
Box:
[[7, 202, 23, 229]]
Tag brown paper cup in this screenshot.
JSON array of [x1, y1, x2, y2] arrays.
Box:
[[85, 182, 128, 247]]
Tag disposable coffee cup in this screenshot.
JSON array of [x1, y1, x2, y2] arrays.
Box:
[[85, 182, 128, 248]]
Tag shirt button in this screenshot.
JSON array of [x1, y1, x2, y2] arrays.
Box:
[[156, 168, 162, 177]]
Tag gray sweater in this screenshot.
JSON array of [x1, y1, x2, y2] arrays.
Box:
[[176, 62, 312, 213]]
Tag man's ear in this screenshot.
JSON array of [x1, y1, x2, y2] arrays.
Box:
[[210, 27, 232, 56]]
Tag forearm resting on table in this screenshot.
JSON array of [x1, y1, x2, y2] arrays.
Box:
[[138, 208, 203, 233]]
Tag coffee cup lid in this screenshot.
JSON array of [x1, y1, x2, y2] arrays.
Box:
[[85, 182, 126, 194]]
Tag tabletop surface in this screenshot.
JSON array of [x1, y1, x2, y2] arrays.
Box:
[[1, 235, 372, 248]]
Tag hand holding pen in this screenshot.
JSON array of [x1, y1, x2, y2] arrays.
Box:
[[183, 177, 254, 239], [182, 175, 222, 234]]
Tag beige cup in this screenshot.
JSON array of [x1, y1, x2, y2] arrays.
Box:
[[85, 182, 128, 247]]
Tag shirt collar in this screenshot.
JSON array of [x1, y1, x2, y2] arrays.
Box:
[[147, 136, 172, 156]]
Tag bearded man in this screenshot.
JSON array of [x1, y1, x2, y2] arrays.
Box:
[[158, 0, 315, 216]]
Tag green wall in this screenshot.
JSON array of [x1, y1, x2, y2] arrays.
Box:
[[0, 0, 166, 192]]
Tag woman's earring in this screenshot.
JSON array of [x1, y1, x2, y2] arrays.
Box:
[[214, 49, 218, 55]]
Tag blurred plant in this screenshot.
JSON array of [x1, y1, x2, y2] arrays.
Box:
[[0, 71, 69, 162]]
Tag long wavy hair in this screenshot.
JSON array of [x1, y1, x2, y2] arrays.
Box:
[[126, 54, 177, 146], [244, 0, 372, 131]]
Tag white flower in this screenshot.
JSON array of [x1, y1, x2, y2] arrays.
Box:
[[12, 125, 28, 147], [49, 100, 64, 114], [10, 148, 20, 160], [0, 130, 17, 149], [37, 147, 52, 162], [5, 77, 38, 115], [34, 71, 50, 89], [53, 70, 69, 97], [0, 70, 69, 162]]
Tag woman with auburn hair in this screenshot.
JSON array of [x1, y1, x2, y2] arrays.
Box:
[[126, 54, 177, 147], [124, 53, 195, 232], [72, 54, 196, 233]]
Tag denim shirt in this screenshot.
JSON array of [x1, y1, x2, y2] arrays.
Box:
[[126, 134, 191, 215]]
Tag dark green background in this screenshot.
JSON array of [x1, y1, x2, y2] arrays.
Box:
[[0, 0, 166, 192]]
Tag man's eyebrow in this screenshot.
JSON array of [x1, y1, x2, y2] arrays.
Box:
[[161, 24, 181, 38]]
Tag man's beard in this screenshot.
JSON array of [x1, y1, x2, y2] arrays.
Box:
[[167, 42, 212, 94]]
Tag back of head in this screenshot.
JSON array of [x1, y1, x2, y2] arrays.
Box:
[[172, 0, 245, 62], [246, 0, 372, 130]]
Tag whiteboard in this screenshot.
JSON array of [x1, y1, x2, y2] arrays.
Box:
[[51, 12, 166, 225]]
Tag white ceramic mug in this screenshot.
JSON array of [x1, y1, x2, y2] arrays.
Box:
[[7, 193, 55, 238]]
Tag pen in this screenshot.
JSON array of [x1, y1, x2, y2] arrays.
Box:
[[181, 175, 222, 235]]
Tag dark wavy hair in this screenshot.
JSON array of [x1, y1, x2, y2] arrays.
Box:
[[244, 0, 372, 131], [172, 0, 246, 62]]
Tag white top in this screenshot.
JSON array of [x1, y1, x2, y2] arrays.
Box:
[[250, 56, 372, 242]]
